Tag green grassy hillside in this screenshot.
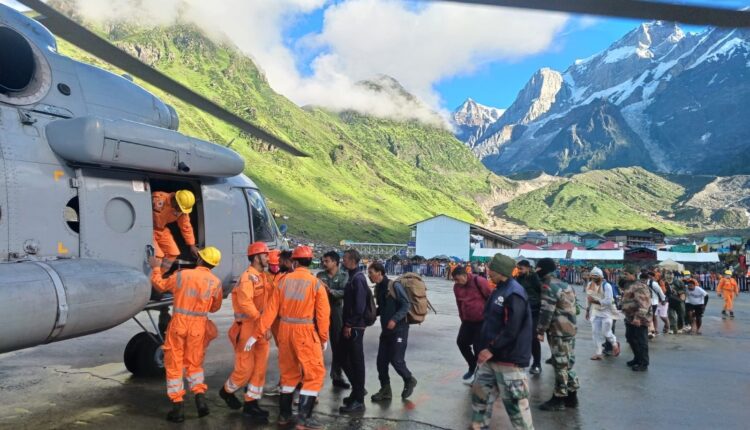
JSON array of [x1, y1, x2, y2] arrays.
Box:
[[56, 24, 505, 243], [503, 167, 689, 234]]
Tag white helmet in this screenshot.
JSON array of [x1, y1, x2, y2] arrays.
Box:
[[590, 267, 604, 278]]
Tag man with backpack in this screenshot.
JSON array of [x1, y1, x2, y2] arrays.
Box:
[[339, 249, 372, 413], [452, 265, 492, 384], [369, 261, 418, 402]]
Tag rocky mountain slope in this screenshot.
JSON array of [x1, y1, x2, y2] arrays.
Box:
[[452, 98, 504, 148], [457, 21, 750, 177]]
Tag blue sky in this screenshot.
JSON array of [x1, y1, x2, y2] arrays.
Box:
[[281, 0, 749, 110]]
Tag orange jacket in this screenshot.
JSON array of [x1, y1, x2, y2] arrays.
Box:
[[152, 266, 222, 318], [232, 266, 272, 322], [717, 278, 739, 296], [258, 267, 330, 342], [152, 191, 196, 246]]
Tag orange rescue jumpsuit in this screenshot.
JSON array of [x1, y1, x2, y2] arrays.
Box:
[[258, 267, 330, 396], [717, 277, 739, 312], [152, 191, 196, 259], [265, 271, 287, 344], [224, 266, 274, 401], [152, 266, 222, 403]]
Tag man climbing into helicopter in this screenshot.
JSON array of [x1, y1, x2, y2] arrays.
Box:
[[152, 189, 200, 272]]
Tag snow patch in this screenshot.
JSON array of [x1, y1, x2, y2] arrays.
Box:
[[602, 46, 634, 64], [701, 132, 712, 142], [708, 73, 718, 86], [687, 30, 743, 70]]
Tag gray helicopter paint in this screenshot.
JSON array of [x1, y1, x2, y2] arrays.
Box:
[[46, 116, 245, 177], [0, 259, 150, 354], [0, 6, 285, 355]]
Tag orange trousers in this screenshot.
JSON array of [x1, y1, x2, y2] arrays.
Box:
[[164, 318, 215, 403], [277, 322, 325, 396], [723, 294, 736, 311], [224, 321, 270, 401], [153, 228, 180, 259]]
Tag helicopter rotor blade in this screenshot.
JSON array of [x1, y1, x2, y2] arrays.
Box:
[[17, 0, 308, 157], [435, 0, 750, 28]]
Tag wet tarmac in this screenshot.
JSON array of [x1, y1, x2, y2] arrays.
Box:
[[1, 277, 749, 430]]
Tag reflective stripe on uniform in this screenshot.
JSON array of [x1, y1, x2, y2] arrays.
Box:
[[300, 389, 319, 396], [280, 316, 313, 324], [246, 384, 263, 399], [281, 385, 296, 394], [167, 378, 184, 394], [176, 271, 182, 290], [225, 379, 240, 393], [187, 372, 205, 388], [174, 307, 208, 317]]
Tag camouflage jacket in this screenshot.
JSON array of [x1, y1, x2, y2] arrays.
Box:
[[621, 280, 652, 325], [537, 276, 577, 338]]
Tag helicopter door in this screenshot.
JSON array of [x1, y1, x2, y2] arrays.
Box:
[[77, 169, 152, 271]]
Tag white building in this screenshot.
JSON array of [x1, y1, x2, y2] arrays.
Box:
[[409, 214, 516, 261]]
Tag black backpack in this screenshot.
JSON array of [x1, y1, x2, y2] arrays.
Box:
[[353, 272, 377, 327]]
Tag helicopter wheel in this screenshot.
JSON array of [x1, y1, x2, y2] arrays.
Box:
[[124, 332, 164, 378]]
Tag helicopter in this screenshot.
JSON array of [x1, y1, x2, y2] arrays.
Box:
[[0, 0, 748, 378]]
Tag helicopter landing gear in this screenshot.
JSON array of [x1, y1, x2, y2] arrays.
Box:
[[124, 308, 168, 378]]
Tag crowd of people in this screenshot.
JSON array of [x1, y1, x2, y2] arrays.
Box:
[[147, 228, 741, 429]]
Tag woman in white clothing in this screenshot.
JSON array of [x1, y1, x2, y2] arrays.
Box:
[[586, 267, 621, 360]]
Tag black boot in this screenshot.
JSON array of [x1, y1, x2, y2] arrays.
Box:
[[564, 391, 578, 408], [371, 384, 392, 402], [297, 395, 323, 429], [539, 395, 566, 411], [339, 397, 365, 413], [195, 394, 210, 418], [402, 377, 418, 399], [278, 393, 294, 426], [242, 400, 269, 420], [626, 359, 637, 367], [218, 386, 242, 410], [166, 402, 185, 423]]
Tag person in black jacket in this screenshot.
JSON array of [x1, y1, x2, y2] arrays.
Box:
[[515, 260, 543, 375], [339, 249, 369, 413], [368, 262, 417, 403], [471, 253, 534, 430]]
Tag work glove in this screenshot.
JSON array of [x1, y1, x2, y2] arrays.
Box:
[[244, 337, 257, 352], [322, 341, 328, 352]]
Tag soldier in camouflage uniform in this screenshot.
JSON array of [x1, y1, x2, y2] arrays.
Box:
[[665, 271, 687, 334], [535, 258, 579, 412], [621, 269, 653, 371], [471, 253, 534, 430]]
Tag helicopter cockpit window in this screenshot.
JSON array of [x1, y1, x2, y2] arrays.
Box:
[[246, 189, 276, 243]]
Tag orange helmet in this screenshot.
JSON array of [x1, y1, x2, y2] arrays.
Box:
[[268, 249, 281, 265], [292, 245, 313, 259], [247, 241, 270, 256]]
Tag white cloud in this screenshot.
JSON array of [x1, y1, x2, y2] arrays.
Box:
[[70, 0, 568, 124]]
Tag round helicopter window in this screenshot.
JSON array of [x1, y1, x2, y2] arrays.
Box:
[[105, 197, 135, 234]]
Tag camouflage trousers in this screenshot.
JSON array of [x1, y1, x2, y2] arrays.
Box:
[[471, 362, 534, 430], [549, 336, 580, 397]]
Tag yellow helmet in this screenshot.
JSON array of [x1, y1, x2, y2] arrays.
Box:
[[724, 270, 733, 276], [683, 270, 691, 276], [174, 190, 195, 214], [198, 246, 221, 267]]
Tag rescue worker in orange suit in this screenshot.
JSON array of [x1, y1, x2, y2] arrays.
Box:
[[152, 190, 200, 272], [218, 242, 274, 420], [254, 245, 330, 430], [717, 270, 739, 319], [261, 249, 289, 398], [149, 246, 223, 423]]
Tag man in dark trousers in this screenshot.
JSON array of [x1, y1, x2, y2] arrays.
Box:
[[339, 249, 369, 413], [515, 260, 543, 375], [622, 269, 653, 371], [452, 265, 492, 384], [317, 251, 350, 389], [369, 262, 418, 402], [471, 254, 534, 430]]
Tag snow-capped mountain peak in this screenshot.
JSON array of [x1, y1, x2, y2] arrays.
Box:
[[453, 98, 505, 127]]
